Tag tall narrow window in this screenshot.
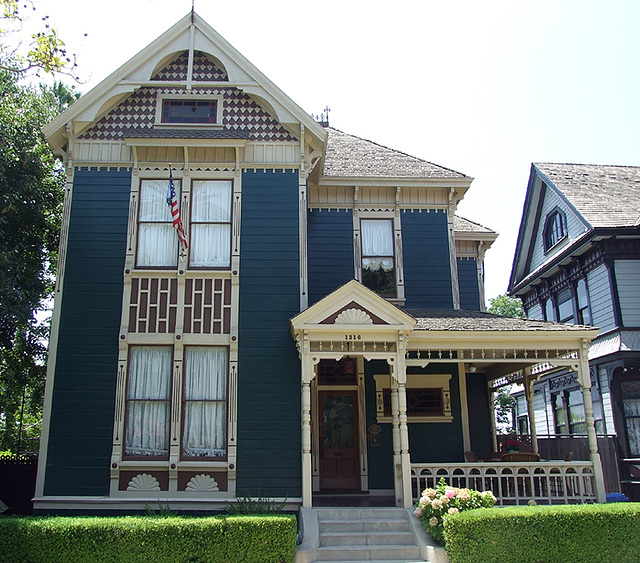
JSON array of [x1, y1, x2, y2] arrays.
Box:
[[190, 180, 232, 268], [577, 278, 591, 325], [544, 209, 567, 251], [182, 347, 228, 458], [361, 219, 395, 296], [125, 346, 172, 457], [137, 179, 180, 268], [557, 288, 575, 323]]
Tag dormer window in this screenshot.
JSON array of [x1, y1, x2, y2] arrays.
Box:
[[543, 209, 567, 251], [156, 95, 223, 126]]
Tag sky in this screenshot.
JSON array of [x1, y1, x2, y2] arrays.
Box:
[[17, 0, 640, 303]]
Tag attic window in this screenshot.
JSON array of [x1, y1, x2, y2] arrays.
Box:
[[543, 209, 567, 252], [161, 100, 217, 124]]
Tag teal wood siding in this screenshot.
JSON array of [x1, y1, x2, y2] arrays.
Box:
[[466, 374, 492, 457], [237, 169, 301, 497], [365, 362, 463, 489], [44, 167, 131, 496], [401, 210, 453, 309], [308, 209, 354, 305], [457, 258, 481, 311]]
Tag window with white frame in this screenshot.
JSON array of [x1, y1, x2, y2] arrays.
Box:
[[361, 218, 396, 297], [373, 373, 452, 423], [156, 95, 223, 126], [543, 209, 567, 252], [137, 179, 180, 268], [182, 347, 228, 458], [124, 345, 229, 460], [189, 180, 232, 268]]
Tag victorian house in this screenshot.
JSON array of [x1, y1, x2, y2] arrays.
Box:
[[35, 13, 607, 516]]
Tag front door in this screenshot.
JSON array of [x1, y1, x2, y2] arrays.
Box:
[[319, 390, 360, 491]]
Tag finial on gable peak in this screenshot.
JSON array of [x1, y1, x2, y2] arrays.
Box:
[[313, 106, 330, 127]]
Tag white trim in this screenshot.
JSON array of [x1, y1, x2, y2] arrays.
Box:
[[373, 373, 453, 423], [458, 362, 471, 452], [154, 93, 225, 128]]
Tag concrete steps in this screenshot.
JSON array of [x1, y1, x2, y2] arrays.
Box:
[[312, 507, 425, 562]]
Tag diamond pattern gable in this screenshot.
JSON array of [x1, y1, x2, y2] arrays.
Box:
[[151, 50, 229, 82], [78, 87, 297, 142]]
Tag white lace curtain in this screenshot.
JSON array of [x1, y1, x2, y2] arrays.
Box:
[[190, 180, 232, 268], [361, 219, 394, 270], [137, 180, 179, 267], [182, 347, 228, 458], [125, 346, 172, 457]]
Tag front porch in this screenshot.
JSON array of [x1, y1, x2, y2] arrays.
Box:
[[290, 281, 607, 509]]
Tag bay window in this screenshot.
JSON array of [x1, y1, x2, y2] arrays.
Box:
[[125, 346, 172, 457], [190, 180, 232, 268], [137, 179, 180, 268], [123, 345, 229, 460], [182, 347, 228, 458]]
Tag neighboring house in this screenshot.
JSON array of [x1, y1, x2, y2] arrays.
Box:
[[509, 162, 640, 496], [35, 13, 607, 514]]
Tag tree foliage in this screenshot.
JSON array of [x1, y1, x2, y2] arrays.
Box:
[[0, 70, 76, 452], [488, 294, 525, 318], [1, 0, 79, 78]]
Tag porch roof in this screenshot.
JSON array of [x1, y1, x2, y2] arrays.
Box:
[[406, 309, 593, 332]]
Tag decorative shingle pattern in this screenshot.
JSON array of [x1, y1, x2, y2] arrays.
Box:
[[537, 163, 640, 228], [406, 309, 593, 331], [78, 87, 296, 142], [323, 128, 468, 178], [454, 215, 495, 234], [151, 50, 228, 81]]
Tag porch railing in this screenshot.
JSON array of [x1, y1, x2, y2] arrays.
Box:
[[411, 461, 597, 506]]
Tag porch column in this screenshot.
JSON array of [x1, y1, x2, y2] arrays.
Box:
[[390, 380, 402, 505], [488, 386, 498, 453], [578, 340, 606, 503], [398, 381, 413, 508], [301, 345, 317, 508], [524, 369, 539, 454]]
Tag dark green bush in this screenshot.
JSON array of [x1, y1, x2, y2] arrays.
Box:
[[0, 514, 297, 563], [444, 503, 640, 563]]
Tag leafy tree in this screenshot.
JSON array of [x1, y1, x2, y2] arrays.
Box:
[[1, 0, 79, 78], [0, 70, 76, 452], [488, 294, 524, 432], [488, 294, 525, 318]]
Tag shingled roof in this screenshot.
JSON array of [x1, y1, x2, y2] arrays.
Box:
[[323, 128, 469, 179], [454, 215, 496, 235], [406, 309, 593, 332], [537, 163, 640, 228]]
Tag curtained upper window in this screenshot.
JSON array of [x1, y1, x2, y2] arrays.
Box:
[[361, 219, 395, 297]]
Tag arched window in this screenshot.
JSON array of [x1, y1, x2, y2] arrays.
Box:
[[543, 209, 567, 251]]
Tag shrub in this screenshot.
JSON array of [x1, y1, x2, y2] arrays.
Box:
[[0, 514, 297, 563], [444, 503, 640, 563], [413, 477, 496, 544]]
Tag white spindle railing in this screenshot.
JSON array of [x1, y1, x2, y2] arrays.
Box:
[[411, 461, 597, 505]]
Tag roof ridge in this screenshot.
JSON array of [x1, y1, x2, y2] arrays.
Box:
[[536, 162, 640, 170], [328, 127, 468, 178]]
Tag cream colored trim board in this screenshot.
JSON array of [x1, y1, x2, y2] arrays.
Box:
[[458, 363, 471, 452]]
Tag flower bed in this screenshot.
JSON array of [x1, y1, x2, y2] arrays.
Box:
[[413, 477, 496, 544]]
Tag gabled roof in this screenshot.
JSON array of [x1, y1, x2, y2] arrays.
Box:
[[322, 128, 469, 179], [536, 163, 640, 228], [509, 162, 640, 292], [44, 11, 326, 154]]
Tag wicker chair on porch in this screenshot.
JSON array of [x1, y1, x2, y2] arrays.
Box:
[[465, 451, 479, 462], [501, 452, 540, 462]]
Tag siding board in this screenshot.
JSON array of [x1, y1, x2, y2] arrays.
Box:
[[44, 168, 130, 496]]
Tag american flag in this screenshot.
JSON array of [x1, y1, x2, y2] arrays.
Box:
[[166, 168, 188, 250]]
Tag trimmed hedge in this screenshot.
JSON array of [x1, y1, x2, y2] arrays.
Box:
[[0, 514, 297, 563], [444, 503, 640, 563]]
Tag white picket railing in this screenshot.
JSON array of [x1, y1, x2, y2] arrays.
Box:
[[411, 461, 597, 505]]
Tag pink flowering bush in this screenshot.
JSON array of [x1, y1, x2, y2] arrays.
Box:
[[413, 478, 496, 544]]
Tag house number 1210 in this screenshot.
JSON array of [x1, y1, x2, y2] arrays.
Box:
[[345, 334, 362, 340]]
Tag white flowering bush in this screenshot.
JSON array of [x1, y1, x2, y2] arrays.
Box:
[[413, 478, 496, 544]]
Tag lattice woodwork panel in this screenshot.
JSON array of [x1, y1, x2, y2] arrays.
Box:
[[184, 278, 232, 334], [129, 277, 178, 333]]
